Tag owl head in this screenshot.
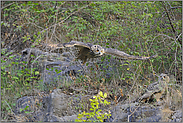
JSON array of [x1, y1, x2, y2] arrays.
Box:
[[91, 45, 104, 56], [159, 73, 170, 82]]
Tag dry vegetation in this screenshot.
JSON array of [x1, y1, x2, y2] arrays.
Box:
[[1, 1, 182, 122]]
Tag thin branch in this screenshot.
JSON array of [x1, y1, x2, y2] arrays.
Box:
[[4, 100, 17, 120], [162, 6, 182, 15], [161, 1, 182, 45], [1, 2, 15, 10], [40, 4, 90, 34], [128, 104, 140, 122]]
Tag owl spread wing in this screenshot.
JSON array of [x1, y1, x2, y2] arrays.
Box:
[[44, 41, 91, 50], [61, 41, 92, 49], [58, 41, 94, 63], [43, 41, 157, 63], [104, 48, 157, 60]]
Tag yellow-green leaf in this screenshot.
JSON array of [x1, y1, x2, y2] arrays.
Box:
[[35, 71, 39, 75], [99, 91, 103, 97], [104, 93, 107, 98]]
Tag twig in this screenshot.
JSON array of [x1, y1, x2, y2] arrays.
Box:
[[1, 2, 15, 10], [28, 22, 44, 30], [40, 4, 90, 34], [34, 3, 90, 45], [162, 5, 182, 15], [49, 1, 59, 41], [127, 105, 140, 122], [4, 100, 17, 120]]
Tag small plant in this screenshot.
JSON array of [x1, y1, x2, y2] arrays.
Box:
[[19, 106, 31, 114], [75, 91, 111, 122], [1, 50, 44, 120]]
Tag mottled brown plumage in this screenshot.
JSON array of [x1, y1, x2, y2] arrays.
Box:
[[45, 41, 157, 64], [139, 73, 170, 102]]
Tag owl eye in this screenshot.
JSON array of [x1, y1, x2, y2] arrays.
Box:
[[163, 76, 165, 78], [97, 50, 99, 52]]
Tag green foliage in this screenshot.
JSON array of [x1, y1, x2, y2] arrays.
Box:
[[1, 50, 43, 119], [1, 1, 182, 121], [75, 91, 111, 122], [19, 106, 31, 114]]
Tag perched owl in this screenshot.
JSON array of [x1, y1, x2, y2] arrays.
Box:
[[139, 73, 170, 102], [44, 41, 157, 64]]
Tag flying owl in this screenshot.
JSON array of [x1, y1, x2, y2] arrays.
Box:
[[139, 73, 170, 102], [45, 41, 157, 64]]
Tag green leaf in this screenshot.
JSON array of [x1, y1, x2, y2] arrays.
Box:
[[12, 76, 19, 80], [75, 119, 82, 122], [90, 108, 94, 111], [103, 99, 106, 104], [104, 93, 107, 98], [19, 108, 23, 112], [35, 71, 39, 75], [25, 111, 30, 114], [77, 114, 84, 119], [99, 119, 103, 122], [85, 113, 90, 115], [89, 99, 93, 102], [99, 91, 103, 97], [33, 2, 39, 5]]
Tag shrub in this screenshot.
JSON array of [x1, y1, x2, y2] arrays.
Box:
[[75, 91, 111, 122]]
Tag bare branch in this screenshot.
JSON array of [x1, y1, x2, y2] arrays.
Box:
[[1, 2, 15, 10], [161, 1, 182, 45], [40, 4, 90, 34]]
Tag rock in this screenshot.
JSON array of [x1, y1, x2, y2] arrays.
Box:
[[15, 96, 43, 114], [169, 110, 182, 122], [14, 96, 46, 122], [44, 89, 92, 122], [42, 64, 84, 91], [59, 115, 78, 122], [51, 89, 72, 116], [21, 48, 86, 91], [43, 113, 59, 122], [110, 102, 162, 122]]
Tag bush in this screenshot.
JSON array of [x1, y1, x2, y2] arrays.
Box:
[[75, 91, 111, 122]]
